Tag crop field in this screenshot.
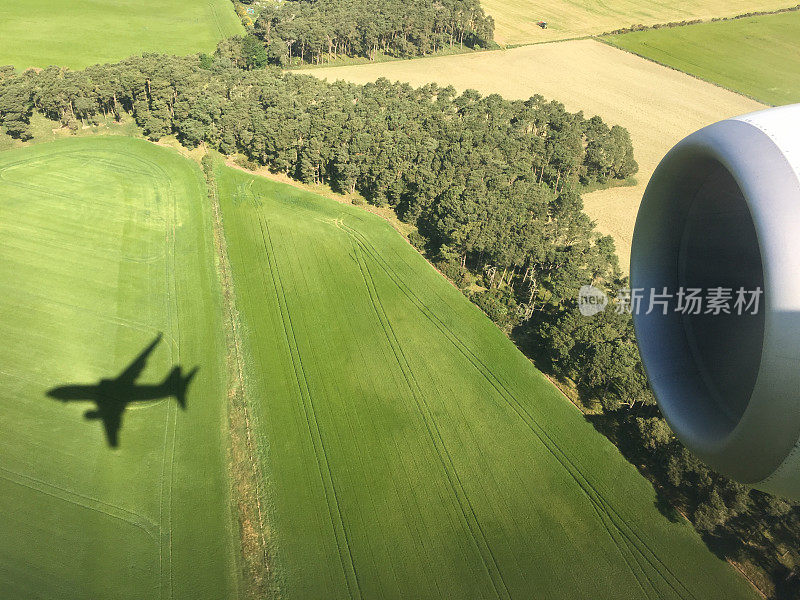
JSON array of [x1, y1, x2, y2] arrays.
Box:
[[0, 0, 243, 71], [0, 137, 237, 599], [480, 0, 794, 46], [215, 161, 758, 599], [307, 40, 764, 268], [603, 10, 800, 106]]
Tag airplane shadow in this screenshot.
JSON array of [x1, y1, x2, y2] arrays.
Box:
[[46, 333, 197, 448]]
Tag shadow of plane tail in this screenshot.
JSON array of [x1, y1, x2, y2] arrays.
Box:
[[167, 366, 198, 409]]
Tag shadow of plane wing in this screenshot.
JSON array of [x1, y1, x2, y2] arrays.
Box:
[[84, 401, 125, 448], [116, 333, 162, 385], [46, 385, 100, 401]]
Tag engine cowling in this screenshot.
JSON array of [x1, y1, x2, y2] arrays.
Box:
[[631, 104, 800, 498]]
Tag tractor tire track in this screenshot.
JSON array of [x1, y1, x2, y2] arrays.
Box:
[[349, 237, 511, 600], [343, 221, 688, 598], [157, 155, 179, 600], [339, 221, 697, 600], [1, 145, 181, 600], [314, 235, 449, 599], [258, 216, 363, 600], [0, 466, 159, 541], [347, 221, 691, 599]]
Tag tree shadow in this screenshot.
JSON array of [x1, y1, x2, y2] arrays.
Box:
[[654, 493, 682, 523], [46, 333, 197, 447], [699, 528, 743, 563], [584, 410, 685, 521]]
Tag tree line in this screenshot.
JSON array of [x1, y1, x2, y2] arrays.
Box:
[[242, 0, 495, 65], [1, 46, 796, 596], [0, 50, 635, 277]]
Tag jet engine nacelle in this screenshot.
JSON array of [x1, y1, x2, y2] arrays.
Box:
[[631, 104, 800, 498]]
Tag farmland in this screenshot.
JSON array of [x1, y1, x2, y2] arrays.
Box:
[[480, 0, 795, 45], [603, 10, 800, 105], [0, 137, 237, 599], [307, 40, 764, 267], [214, 160, 758, 599], [0, 0, 242, 71]]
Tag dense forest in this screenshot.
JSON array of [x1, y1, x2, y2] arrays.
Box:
[[238, 0, 495, 65], [0, 50, 637, 276], [0, 42, 797, 597]]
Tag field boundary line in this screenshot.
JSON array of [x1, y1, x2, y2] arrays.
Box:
[[594, 38, 772, 106], [295, 4, 800, 75], [728, 561, 769, 600], [205, 158, 275, 599], [597, 4, 800, 38]]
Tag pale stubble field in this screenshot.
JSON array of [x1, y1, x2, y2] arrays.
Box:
[[307, 40, 765, 268]]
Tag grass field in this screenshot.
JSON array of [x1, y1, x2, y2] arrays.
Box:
[[603, 11, 800, 105], [307, 41, 764, 268], [0, 0, 243, 71], [480, 0, 795, 45], [0, 137, 238, 599], [215, 160, 758, 599]]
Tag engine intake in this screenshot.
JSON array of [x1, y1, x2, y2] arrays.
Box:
[[631, 104, 800, 498]]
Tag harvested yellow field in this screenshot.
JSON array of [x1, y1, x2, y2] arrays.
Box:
[[481, 0, 796, 46], [306, 40, 764, 268]]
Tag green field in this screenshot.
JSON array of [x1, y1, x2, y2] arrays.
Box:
[[216, 161, 759, 599], [0, 0, 243, 71], [604, 11, 800, 105], [0, 137, 238, 599], [0, 132, 763, 598]]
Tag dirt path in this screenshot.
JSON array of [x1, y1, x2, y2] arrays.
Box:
[[205, 157, 276, 599]]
